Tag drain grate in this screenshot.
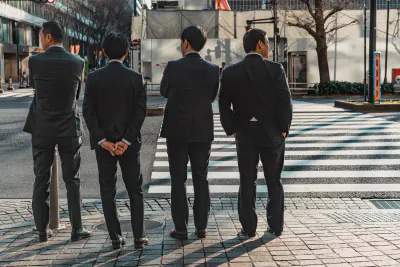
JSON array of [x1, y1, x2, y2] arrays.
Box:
[[370, 200, 400, 209], [324, 212, 400, 223]]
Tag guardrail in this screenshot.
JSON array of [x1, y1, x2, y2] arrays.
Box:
[[146, 82, 319, 96], [146, 83, 161, 96], [289, 82, 318, 95]]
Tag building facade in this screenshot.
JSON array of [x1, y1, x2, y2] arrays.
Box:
[[0, 0, 92, 84], [132, 5, 400, 87]]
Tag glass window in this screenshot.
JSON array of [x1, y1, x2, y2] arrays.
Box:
[[2, 19, 10, 43], [18, 27, 25, 45]]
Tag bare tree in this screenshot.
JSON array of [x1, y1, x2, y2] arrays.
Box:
[[280, 0, 359, 82], [86, 0, 133, 66]]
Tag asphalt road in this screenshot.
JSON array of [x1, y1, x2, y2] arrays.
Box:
[[4, 91, 400, 199], [0, 93, 166, 199]]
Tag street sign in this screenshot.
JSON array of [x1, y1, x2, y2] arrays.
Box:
[[131, 39, 140, 50], [372, 52, 382, 104]]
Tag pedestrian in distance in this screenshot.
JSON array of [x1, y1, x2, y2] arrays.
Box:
[[219, 28, 293, 237], [83, 33, 148, 250], [23, 21, 92, 242], [219, 62, 226, 77], [160, 25, 220, 240]]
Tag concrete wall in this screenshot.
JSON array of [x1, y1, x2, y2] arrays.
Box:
[[142, 38, 276, 84]]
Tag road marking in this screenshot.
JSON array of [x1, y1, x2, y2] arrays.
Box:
[[14, 93, 33, 98], [155, 150, 400, 157], [0, 93, 19, 98], [151, 170, 400, 180], [157, 142, 400, 149], [158, 136, 400, 142], [148, 184, 400, 194], [153, 159, 400, 167]]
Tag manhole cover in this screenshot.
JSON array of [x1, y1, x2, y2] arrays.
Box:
[[324, 212, 400, 223], [96, 220, 164, 232], [370, 200, 400, 209]]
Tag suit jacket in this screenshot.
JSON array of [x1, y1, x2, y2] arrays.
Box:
[[219, 54, 293, 141], [82, 61, 147, 150], [23, 46, 85, 137], [160, 53, 219, 142]]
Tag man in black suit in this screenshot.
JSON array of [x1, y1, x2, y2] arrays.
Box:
[[23, 21, 91, 242], [160, 26, 219, 239], [219, 29, 292, 237], [83, 33, 148, 249], [219, 62, 226, 77]]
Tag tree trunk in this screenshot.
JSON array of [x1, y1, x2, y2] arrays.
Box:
[[316, 37, 330, 82]]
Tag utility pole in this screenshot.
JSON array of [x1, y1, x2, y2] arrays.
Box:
[[272, 0, 278, 62], [234, 11, 237, 38], [369, 0, 377, 103], [384, 0, 390, 84], [364, 1, 367, 102]]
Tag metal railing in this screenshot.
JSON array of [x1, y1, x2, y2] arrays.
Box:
[[280, 0, 400, 10], [146, 83, 161, 95], [289, 82, 318, 94]]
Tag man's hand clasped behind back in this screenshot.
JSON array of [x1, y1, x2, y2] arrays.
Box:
[[100, 141, 128, 156]]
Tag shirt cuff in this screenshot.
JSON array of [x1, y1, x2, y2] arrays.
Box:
[[98, 139, 106, 145], [122, 138, 131, 146]]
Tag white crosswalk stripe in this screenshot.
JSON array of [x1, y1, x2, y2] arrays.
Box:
[[148, 101, 400, 196], [0, 91, 34, 98]]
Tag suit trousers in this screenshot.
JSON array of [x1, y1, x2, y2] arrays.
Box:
[[32, 136, 82, 232], [95, 144, 144, 239], [166, 140, 212, 232], [236, 133, 285, 235]]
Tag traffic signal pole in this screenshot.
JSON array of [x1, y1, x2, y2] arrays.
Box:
[[369, 0, 377, 103], [246, 1, 279, 62], [272, 0, 278, 62]]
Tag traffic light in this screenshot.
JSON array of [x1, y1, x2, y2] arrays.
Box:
[[215, 45, 221, 59]]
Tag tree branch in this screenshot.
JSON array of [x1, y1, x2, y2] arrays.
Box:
[[323, 6, 343, 23], [287, 21, 317, 37], [299, 0, 316, 20], [325, 20, 357, 34]]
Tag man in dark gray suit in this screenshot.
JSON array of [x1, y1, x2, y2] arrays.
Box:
[[219, 29, 292, 237], [160, 26, 219, 240], [24, 21, 91, 242]]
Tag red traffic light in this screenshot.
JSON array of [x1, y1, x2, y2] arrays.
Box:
[[47, 0, 55, 3]]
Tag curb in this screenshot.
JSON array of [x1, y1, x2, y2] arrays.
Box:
[[147, 105, 164, 116], [297, 94, 397, 99], [335, 100, 400, 112]]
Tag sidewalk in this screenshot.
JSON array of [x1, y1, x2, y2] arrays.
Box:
[[1, 198, 400, 266]]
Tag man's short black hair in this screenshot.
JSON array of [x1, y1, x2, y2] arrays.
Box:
[[103, 33, 129, 60], [222, 62, 226, 65], [42, 21, 64, 43], [181, 26, 207, 51], [243, 28, 267, 53]]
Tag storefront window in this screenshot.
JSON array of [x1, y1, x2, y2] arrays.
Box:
[[1, 19, 10, 43]]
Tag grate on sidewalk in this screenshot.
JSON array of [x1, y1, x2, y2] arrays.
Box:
[[324, 212, 400, 223], [370, 200, 400, 209]]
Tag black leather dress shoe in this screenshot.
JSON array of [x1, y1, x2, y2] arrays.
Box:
[[240, 229, 256, 237], [169, 229, 188, 240], [267, 228, 282, 237], [71, 227, 92, 241], [112, 236, 125, 250], [134, 237, 149, 249], [195, 229, 207, 238], [38, 229, 53, 242]]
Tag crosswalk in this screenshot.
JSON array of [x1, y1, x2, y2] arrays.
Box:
[[147, 101, 400, 197], [0, 91, 34, 98]]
